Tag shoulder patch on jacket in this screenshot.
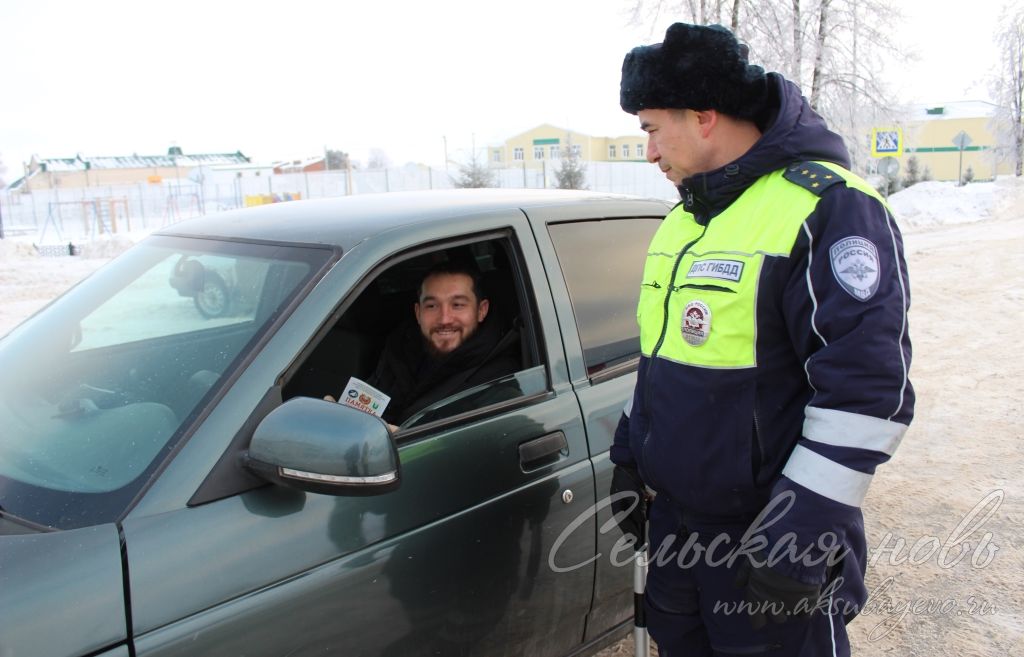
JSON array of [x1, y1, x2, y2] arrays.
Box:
[[783, 162, 845, 196]]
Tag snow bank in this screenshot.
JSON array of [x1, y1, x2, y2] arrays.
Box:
[[888, 180, 996, 230], [0, 239, 38, 259], [78, 234, 137, 259], [888, 175, 1024, 231], [0, 232, 142, 261]]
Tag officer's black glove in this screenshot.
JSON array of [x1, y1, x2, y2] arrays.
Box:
[[609, 465, 648, 548], [734, 554, 822, 630]]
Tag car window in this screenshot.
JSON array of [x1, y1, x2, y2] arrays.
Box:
[[0, 235, 332, 529], [284, 235, 546, 433], [76, 254, 270, 350], [547, 218, 662, 376]]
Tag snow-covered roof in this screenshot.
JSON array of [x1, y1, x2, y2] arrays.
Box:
[[38, 157, 86, 172], [31, 151, 250, 173], [910, 100, 1000, 121], [273, 156, 325, 172]]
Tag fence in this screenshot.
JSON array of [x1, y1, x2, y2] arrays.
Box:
[[0, 162, 678, 243]]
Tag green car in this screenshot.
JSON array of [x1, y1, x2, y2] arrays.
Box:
[[0, 189, 670, 657]]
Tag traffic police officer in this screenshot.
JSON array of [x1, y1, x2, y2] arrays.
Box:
[[609, 23, 914, 656]]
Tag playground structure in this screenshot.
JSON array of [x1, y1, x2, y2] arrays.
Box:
[[162, 191, 204, 226], [39, 198, 131, 243]]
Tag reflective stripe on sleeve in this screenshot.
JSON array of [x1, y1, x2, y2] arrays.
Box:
[[803, 406, 907, 456], [623, 393, 634, 418], [781, 444, 873, 507]]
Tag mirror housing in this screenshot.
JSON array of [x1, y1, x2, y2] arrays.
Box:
[[244, 397, 400, 496]]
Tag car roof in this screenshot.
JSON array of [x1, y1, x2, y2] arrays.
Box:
[[158, 188, 670, 250]]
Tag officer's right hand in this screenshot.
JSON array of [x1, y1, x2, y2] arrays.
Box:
[[733, 553, 822, 630], [609, 465, 648, 547]]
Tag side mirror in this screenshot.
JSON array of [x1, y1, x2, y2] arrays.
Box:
[[244, 397, 400, 496]]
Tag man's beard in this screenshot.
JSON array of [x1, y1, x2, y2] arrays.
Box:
[[422, 324, 478, 359]]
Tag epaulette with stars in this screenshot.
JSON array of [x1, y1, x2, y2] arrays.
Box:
[[782, 161, 845, 196]]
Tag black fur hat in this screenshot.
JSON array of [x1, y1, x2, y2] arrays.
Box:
[[620, 23, 767, 119]]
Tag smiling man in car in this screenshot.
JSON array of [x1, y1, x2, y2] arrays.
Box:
[[358, 262, 521, 427]]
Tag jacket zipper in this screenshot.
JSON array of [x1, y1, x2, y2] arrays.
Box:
[[752, 401, 764, 482], [640, 225, 709, 472], [650, 227, 708, 360]]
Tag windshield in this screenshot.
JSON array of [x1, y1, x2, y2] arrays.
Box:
[[0, 235, 333, 530]]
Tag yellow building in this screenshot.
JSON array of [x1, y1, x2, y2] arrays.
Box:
[[886, 101, 1012, 182], [489, 124, 648, 169]]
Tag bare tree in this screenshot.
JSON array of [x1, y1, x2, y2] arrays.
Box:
[[625, 0, 909, 173], [367, 148, 391, 170], [0, 153, 6, 189], [808, 0, 831, 109], [993, 2, 1024, 176], [792, 0, 803, 80]]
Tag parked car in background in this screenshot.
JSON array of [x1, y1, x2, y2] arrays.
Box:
[[0, 189, 670, 657]]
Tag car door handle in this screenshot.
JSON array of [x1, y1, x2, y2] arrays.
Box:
[[518, 432, 568, 470]]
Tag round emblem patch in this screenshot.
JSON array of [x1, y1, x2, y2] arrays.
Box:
[[681, 300, 712, 346], [829, 236, 880, 301]]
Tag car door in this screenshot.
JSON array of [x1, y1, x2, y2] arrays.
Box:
[[527, 200, 669, 640], [121, 209, 598, 657]]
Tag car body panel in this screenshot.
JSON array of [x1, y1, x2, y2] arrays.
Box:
[[125, 399, 594, 637], [162, 189, 652, 251], [523, 200, 671, 640], [0, 521, 127, 657]]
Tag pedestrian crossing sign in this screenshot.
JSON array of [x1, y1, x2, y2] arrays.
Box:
[[871, 128, 903, 157]]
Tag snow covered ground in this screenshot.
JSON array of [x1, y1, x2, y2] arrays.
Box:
[[2, 179, 1023, 656]]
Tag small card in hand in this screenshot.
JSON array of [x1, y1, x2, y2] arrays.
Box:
[[338, 377, 391, 418]]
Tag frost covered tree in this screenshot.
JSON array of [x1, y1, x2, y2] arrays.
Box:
[[554, 141, 588, 190], [452, 152, 497, 188], [992, 2, 1024, 176], [902, 155, 922, 188], [325, 149, 350, 170], [367, 148, 391, 170], [626, 0, 908, 172]]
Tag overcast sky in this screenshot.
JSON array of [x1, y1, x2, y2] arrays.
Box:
[[0, 0, 1008, 176]]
